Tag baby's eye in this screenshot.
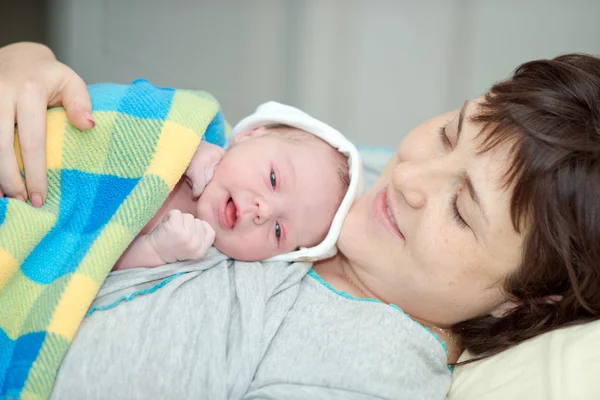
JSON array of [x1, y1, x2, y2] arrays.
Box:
[[270, 169, 277, 188], [275, 222, 281, 241]]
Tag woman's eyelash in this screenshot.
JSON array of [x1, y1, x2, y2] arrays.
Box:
[[438, 125, 451, 148], [451, 192, 469, 229], [441, 124, 468, 230]]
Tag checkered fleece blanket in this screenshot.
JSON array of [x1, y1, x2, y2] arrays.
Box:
[[0, 79, 227, 399]]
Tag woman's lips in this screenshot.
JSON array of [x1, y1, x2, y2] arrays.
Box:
[[372, 187, 404, 239], [219, 197, 237, 229]]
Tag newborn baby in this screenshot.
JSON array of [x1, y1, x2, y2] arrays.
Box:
[[114, 102, 361, 268]]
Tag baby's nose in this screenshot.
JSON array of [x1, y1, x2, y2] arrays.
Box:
[[254, 197, 273, 224]]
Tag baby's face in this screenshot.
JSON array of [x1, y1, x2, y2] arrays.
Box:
[[196, 132, 342, 261]]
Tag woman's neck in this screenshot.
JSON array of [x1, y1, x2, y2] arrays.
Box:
[[312, 254, 462, 363], [312, 254, 380, 300]]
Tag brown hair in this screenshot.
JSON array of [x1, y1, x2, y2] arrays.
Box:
[[452, 53, 600, 361]]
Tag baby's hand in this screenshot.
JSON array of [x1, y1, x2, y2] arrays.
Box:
[[148, 209, 215, 263], [185, 141, 225, 199]]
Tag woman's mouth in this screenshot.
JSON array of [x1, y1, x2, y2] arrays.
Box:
[[372, 187, 404, 239], [219, 196, 238, 229]]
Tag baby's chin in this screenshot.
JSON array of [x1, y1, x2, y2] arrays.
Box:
[[213, 238, 276, 262]]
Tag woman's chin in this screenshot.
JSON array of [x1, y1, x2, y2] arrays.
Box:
[[339, 195, 376, 244], [337, 217, 370, 257]]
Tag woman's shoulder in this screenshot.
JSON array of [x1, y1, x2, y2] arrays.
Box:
[[303, 270, 450, 355], [250, 270, 453, 398]]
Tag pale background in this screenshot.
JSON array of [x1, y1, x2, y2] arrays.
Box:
[[33, 0, 600, 146]]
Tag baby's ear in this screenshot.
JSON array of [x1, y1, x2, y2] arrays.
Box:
[[229, 125, 269, 146]]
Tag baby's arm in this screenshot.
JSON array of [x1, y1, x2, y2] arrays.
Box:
[[113, 210, 216, 270], [113, 140, 223, 271], [113, 235, 164, 270], [185, 140, 225, 198]]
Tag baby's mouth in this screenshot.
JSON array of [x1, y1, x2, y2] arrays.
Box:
[[224, 197, 238, 229]]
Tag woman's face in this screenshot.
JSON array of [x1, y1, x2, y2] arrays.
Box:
[[339, 99, 525, 326]]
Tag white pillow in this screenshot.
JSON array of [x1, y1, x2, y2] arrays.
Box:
[[447, 319, 600, 399]]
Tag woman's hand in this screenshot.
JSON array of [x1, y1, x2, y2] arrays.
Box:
[[0, 42, 94, 206]]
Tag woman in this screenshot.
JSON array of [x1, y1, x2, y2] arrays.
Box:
[[2, 42, 600, 399]]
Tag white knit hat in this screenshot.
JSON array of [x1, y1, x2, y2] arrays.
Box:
[[230, 101, 363, 263]]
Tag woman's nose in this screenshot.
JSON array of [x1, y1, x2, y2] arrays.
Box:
[[253, 197, 273, 224], [391, 160, 446, 209]]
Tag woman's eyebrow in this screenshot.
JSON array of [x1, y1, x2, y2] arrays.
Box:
[[456, 100, 470, 143]]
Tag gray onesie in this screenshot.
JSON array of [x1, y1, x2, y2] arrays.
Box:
[[51, 249, 451, 399]]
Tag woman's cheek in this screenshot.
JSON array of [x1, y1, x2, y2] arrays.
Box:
[[371, 152, 397, 189]]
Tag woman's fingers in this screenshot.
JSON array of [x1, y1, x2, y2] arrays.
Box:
[[58, 69, 94, 131], [0, 89, 27, 201], [17, 82, 48, 207], [0, 43, 94, 205]]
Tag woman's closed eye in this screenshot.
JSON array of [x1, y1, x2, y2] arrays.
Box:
[[450, 193, 469, 230], [438, 124, 452, 148], [439, 123, 471, 230]]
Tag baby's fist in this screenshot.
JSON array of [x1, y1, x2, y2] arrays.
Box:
[[148, 209, 215, 263]]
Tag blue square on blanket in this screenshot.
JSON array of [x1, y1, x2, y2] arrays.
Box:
[[22, 230, 98, 284], [21, 170, 138, 284], [0, 197, 6, 226], [118, 79, 175, 120], [0, 331, 45, 398], [83, 174, 139, 233], [204, 110, 226, 147], [89, 83, 130, 112], [0, 329, 15, 394]]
